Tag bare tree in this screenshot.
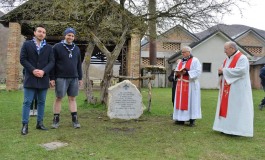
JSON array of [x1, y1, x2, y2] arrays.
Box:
[[1, 0, 146, 104], [123, 0, 249, 33], [1, 0, 249, 104], [0, 0, 25, 12], [123, 0, 249, 66]]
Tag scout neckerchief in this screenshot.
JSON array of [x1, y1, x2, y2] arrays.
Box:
[[219, 52, 242, 118], [33, 37, 46, 54], [175, 57, 193, 110], [61, 40, 75, 58]]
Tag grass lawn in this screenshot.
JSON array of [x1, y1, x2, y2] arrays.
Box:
[[0, 88, 265, 160]]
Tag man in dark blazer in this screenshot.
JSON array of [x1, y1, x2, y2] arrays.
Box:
[[20, 25, 54, 135], [259, 65, 265, 110], [168, 59, 181, 107]]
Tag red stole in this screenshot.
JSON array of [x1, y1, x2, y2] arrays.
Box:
[[175, 58, 193, 110], [219, 52, 242, 117]]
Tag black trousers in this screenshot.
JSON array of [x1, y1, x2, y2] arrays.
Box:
[[260, 97, 265, 105]]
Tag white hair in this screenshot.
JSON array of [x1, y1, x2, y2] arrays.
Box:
[[225, 41, 238, 50], [181, 46, 192, 52]]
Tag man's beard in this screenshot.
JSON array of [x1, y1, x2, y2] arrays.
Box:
[[36, 36, 44, 41]]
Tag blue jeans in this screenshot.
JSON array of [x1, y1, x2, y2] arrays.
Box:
[[22, 88, 48, 124]]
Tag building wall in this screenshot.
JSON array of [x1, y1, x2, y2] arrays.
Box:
[[182, 33, 260, 89], [142, 27, 196, 53], [141, 28, 265, 89], [0, 24, 9, 80], [191, 34, 228, 89], [141, 27, 198, 87], [237, 32, 265, 89], [250, 65, 263, 89], [236, 32, 265, 56]]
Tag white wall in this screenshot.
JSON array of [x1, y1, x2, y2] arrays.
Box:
[[191, 35, 228, 89], [88, 64, 120, 80], [141, 51, 174, 58]]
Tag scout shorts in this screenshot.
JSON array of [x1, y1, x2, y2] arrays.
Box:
[[55, 78, 79, 97]]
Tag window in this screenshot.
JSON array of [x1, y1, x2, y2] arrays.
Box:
[[202, 63, 211, 72], [141, 57, 165, 66], [162, 42, 181, 51], [244, 46, 262, 55]]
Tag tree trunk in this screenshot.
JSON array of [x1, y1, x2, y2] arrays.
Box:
[[148, 0, 157, 65], [147, 78, 152, 112], [100, 59, 114, 104], [90, 27, 128, 104], [83, 42, 96, 104]]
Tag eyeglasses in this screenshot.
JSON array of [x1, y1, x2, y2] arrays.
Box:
[[224, 47, 233, 50], [181, 51, 189, 53]]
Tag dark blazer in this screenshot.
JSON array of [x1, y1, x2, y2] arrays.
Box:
[[168, 70, 177, 103], [20, 40, 54, 89], [260, 66, 265, 88]]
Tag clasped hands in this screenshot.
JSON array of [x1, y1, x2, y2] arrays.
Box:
[[50, 80, 55, 87], [33, 69, 44, 78], [218, 67, 223, 75]]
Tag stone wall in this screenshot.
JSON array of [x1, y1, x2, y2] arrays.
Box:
[[250, 65, 263, 89], [237, 32, 265, 56]]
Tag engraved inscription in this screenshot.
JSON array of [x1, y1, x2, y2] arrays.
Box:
[[107, 80, 143, 120]]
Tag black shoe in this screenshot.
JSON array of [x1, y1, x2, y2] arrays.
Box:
[[21, 123, 28, 135], [51, 120, 59, 129], [36, 121, 48, 130], [175, 121, 185, 125], [189, 123, 195, 127], [72, 120, 81, 129], [51, 115, 60, 129], [259, 104, 264, 110], [189, 119, 195, 127], [71, 114, 80, 129]]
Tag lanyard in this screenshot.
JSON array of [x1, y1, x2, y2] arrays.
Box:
[[61, 40, 75, 58]]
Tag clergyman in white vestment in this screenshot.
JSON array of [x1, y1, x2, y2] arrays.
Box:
[[213, 41, 254, 137], [173, 46, 202, 127]]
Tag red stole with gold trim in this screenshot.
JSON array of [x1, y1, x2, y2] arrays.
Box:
[[219, 52, 242, 117], [175, 58, 193, 110]]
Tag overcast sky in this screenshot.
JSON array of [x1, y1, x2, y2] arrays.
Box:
[[1, 0, 264, 31], [221, 0, 265, 30]]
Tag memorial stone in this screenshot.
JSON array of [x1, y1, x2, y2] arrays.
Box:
[[107, 80, 143, 120]]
